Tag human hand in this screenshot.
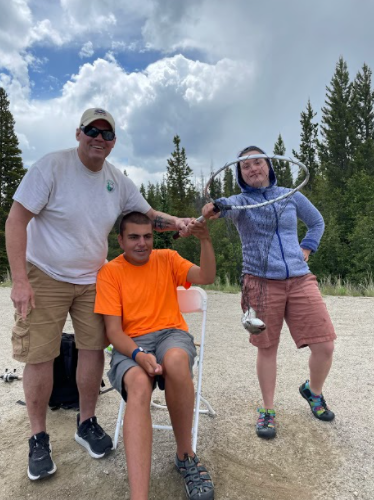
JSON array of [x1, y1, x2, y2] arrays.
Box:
[[10, 279, 35, 320], [301, 248, 311, 262], [136, 352, 163, 377], [175, 217, 193, 238], [202, 202, 220, 220], [188, 219, 211, 241]]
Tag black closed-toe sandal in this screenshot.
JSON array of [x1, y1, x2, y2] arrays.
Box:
[[175, 453, 214, 500]]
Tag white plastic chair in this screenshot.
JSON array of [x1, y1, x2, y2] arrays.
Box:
[[113, 286, 216, 452]]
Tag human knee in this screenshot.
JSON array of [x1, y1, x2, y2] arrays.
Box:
[[163, 348, 190, 378], [24, 360, 54, 381], [257, 344, 278, 359], [325, 341, 335, 357], [78, 349, 104, 363], [124, 369, 152, 403], [23, 362, 54, 406], [311, 340, 334, 359]]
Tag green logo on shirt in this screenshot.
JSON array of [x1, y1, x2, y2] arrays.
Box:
[[106, 180, 115, 192]]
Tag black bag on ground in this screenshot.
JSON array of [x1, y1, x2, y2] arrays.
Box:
[[49, 333, 80, 410]]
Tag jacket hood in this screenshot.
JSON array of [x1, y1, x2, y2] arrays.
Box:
[[235, 145, 276, 193]]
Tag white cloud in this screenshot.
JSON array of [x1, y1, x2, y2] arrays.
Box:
[[111, 41, 127, 52], [111, 40, 151, 53], [0, 0, 33, 52], [10, 53, 255, 182], [142, 0, 264, 61], [115, 162, 165, 187], [0, 0, 33, 87], [24, 53, 48, 73], [16, 131, 35, 153], [29, 19, 65, 46], [59, 0, 150, 39], [79, 41, 94, 59], [0, 0, 150, 98]]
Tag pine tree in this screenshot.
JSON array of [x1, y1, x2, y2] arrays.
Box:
[[319, 57, 354, 189], [351, 64, 374, 142], [292, 99, 320, 190], [209, 170, 222, 200], [223, 168, 237, 197], [350, 64, 374, 174], [0, 87, 26, 278], [166, 135, 197, 217], [272, 134, 292, 187], [196, 172, 207, 212], [145, 182, 158, 209], [153, 177, 173, 249]]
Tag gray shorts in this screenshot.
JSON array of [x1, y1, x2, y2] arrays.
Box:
[[108, 328, 197, 401]]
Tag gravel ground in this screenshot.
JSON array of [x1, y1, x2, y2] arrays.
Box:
[[0, 287, 373, 500]]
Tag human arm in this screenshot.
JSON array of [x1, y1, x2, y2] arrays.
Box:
[[301, 248, 312, 262], [5, 201, 36, 318], [186, 220, 216, 285], [104, 315, 162, 376], [296, 193, 325, 254], [146, 208, 192, 236]]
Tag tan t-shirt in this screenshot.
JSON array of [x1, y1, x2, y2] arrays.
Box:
[[14, 148, 150, 284]]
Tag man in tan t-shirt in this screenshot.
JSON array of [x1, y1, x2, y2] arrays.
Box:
[[5, 108, 191, 481]]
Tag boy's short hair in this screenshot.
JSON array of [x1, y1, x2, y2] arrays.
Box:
[[119, 212, 152, 235]]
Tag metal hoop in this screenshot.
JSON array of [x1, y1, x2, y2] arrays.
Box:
[[204, 154, 309, 210]]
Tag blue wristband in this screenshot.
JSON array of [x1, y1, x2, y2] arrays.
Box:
[[131, 347, 146, 361]]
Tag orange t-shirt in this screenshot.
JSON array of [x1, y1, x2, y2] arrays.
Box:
[[95, 250, 194, 338]]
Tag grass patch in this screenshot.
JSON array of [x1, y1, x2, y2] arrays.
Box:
[[203, 274, 374, 296], [0, 270, 12, 287], [319, 275, 374, 297], [203, 275, 241, 294]]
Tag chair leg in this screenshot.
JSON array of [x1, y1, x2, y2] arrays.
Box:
[[192, 392, 201, 453], [198, 396, 216, 417], [150, 400, 167, 410], [114, 398, 125, 449]]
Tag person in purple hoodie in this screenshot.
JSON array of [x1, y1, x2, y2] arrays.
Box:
[[202, 145, 336, 439]]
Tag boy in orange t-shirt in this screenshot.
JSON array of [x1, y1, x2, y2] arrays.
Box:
[[95, 211, 215, 500]]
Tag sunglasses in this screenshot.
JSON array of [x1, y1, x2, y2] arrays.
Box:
[[80, 125, 115, 141]]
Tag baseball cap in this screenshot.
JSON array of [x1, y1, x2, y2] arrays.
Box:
[[79, 108, 115, 132]]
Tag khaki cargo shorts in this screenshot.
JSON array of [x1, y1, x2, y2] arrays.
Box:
[[12, 263, 106, 364]]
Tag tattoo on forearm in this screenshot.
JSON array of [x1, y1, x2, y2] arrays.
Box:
[[153, 216, 173, 230]]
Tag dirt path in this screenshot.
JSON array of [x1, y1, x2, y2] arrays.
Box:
[[0, 288, 373, 500]]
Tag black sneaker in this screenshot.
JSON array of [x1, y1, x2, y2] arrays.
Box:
[[28, 431, 57, 480], [299, 380, 335, 421], [256, 408, 276, 439], [74, 414, 113, 459]]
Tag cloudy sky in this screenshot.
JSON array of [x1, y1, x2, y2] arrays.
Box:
[[1, 0, 374, 187]]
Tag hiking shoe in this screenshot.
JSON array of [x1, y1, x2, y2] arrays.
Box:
[[256, 408, 276, 439], [28, 431, 57, 480], [74, 414, 113, 458], [299, 380, 335, 421]]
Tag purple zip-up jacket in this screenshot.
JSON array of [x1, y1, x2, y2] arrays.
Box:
[[215, 148, 324, 280]]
